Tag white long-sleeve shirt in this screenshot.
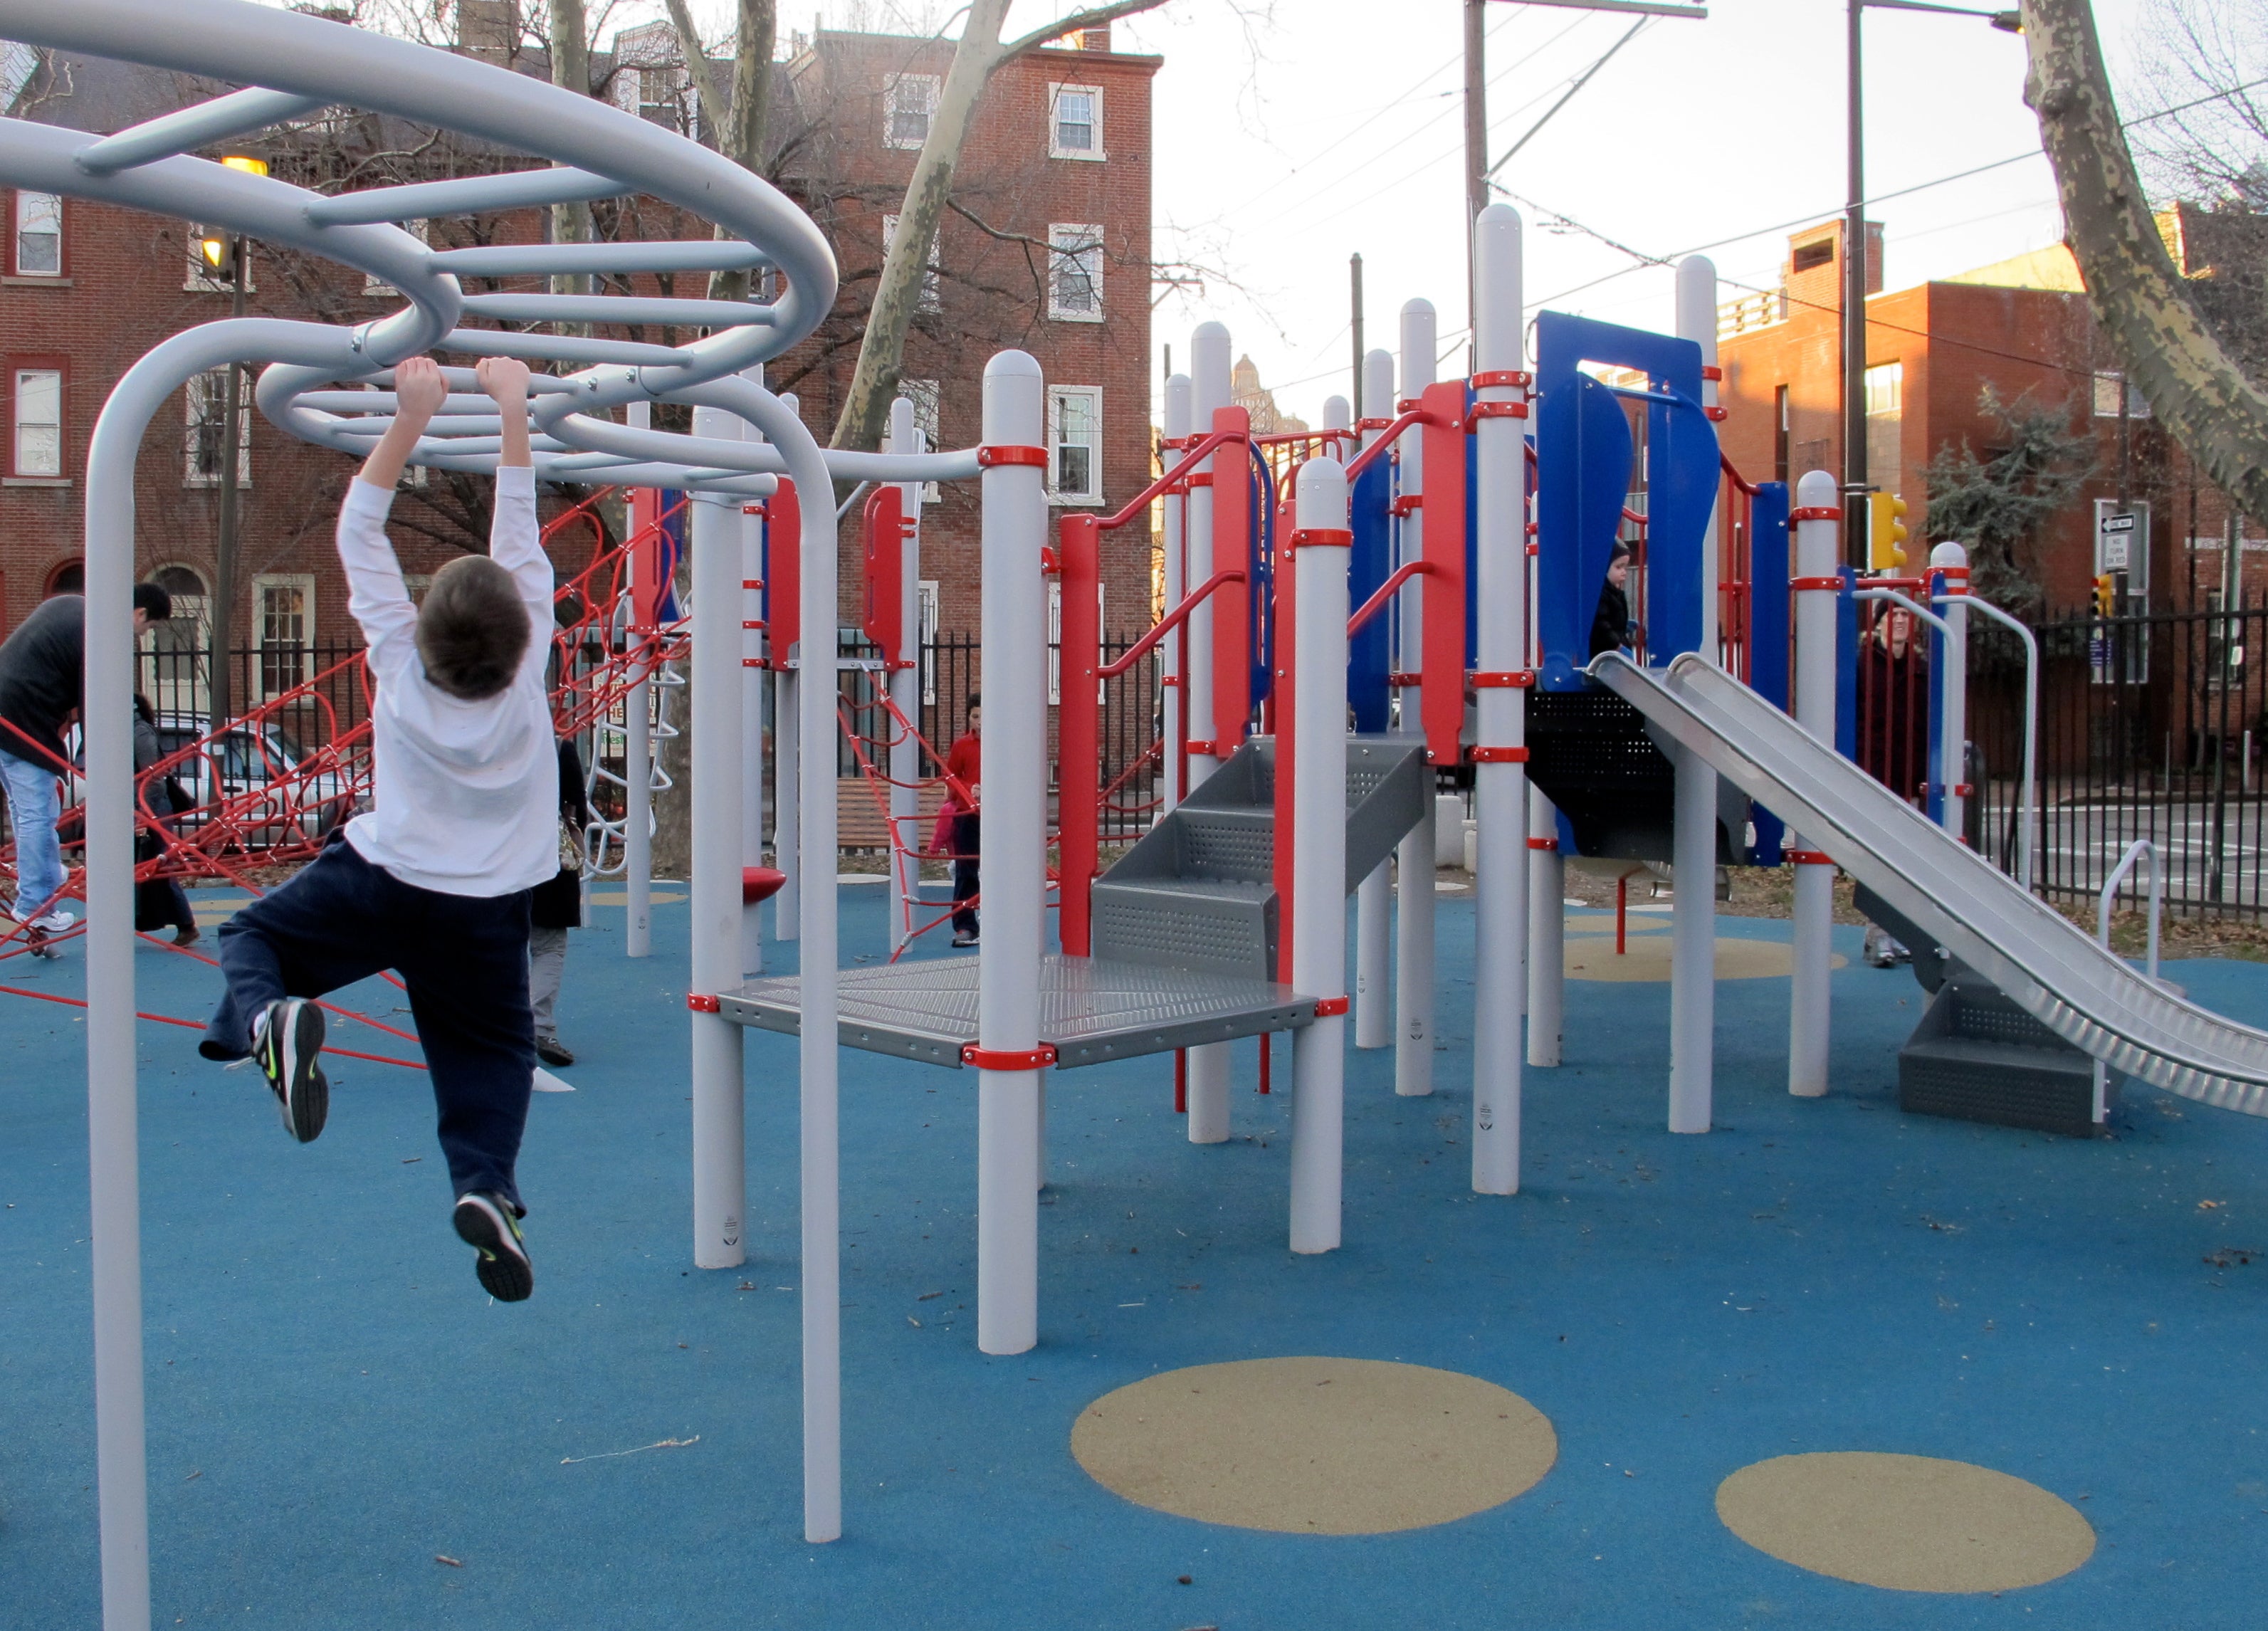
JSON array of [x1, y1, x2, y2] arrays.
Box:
[[339, 465, 557, 897]]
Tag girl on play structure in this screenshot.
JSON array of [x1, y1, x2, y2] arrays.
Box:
[[199, 355, 555, 1302]]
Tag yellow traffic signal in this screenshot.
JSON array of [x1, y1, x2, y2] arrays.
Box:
[[2094, 574, 2116, 617], [193, 224, 233, 278], [1867, 491, 1909, 570]]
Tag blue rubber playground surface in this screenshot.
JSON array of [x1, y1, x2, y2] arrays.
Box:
[[5, 883, 2267, 1628]]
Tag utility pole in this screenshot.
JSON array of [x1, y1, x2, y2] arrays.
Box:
[[1843, 0, 1868, 567], [209, 236, 248, 733], [1463, 0, 1489, 329], [1350, 253, 1365, 421]]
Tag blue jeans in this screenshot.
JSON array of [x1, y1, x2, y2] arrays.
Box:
[[201, 831, 537, 1208], [0, 748, 67, 921]]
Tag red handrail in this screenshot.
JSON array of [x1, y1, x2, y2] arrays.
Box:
[[1097, 567, 1246, 680], [1094, 427, 1237, 532], [1348, 560, 1436, 637], [1720, 450, 1760, 496], [1343, 408, 1427, 482]]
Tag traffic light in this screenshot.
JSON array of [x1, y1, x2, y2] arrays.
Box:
[[1867, 491, 1909, 570], [192, 224, 234, 280], [2094, 574, 2117, 617]]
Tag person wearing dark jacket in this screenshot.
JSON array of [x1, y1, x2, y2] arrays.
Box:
[[130, 693, 199, 944], [1588, 542, 1634, 661], [0, 584, 172, 935], [527, 736, 590, 1065], [1857, 606, 1931, 965]]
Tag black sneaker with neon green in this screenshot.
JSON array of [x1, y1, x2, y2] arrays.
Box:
[[453, 1191, 534, 1301], [255, 997, 328, 1144]]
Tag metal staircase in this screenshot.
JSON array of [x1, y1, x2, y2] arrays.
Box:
[[1091, 734, 1432, 980]]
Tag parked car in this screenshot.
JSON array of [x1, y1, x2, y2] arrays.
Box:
[[58, 713, 355, 846]]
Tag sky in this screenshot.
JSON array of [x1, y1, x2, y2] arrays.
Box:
[[754, 0, 2178, 427], [232, 0, 2186, 427]]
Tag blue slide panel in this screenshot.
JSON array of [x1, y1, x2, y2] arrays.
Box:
[[1349, 456, 1393, 731], [1746, 481, 1792, 865]]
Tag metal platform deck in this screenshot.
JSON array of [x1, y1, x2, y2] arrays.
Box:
[[716, 953, 1316, 1069]]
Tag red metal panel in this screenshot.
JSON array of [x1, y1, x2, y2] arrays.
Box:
[[861, 483, 904, 661], [1419, 380, 1469, 765], [1210, 405, 1252, 755], [768, 478, 800, 668], [1056, 514, 1102, 956], [628, 488, 661, 629]]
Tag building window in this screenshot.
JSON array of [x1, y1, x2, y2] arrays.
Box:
[[140, 565, 210, 720], [1863, 361, 1901, 416], [13, 190, 61, 276], [1790, 237, 1834, 274], [1049, 84, 1103, 160], [1048, 385, 1103, 505], [918, 579, 940, 704], [612, 21, 699, 135], [253, 574, 314, 698], [11, 367, 62, 477], [365, 217, 430, 295], [884, 73, 939, 150], [881, 212, 942, 313], [1772, 384, 1790, 486], [184, 369, 251, 488], [1047, 224, 1104, 322], [2094, 371, 2151, 419]]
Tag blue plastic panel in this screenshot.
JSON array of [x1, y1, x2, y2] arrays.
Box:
[[1349, 456, 1392, 732]]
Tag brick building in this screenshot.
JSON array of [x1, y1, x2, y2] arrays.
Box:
[[1, 14, 1160, 710], [1716, 215, 2257, 615]]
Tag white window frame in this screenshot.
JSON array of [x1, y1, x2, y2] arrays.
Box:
[[184, 367, 252, 489], [1047, 83, 1104, 161], [1044, 580, 1106, 705], [252, 573, 315, 701], [138, 567, 211, 722], [883, 73, 940, 151], [918, 579, 940, 705], [366, 217, 430, 295], [611, 21, 699, 135], [1047, 384, 1103, 507], [1046, 223, 1104, 322], [13, 189, 62, 276], [1862, 360, 1902, 417], [881, 212, 942, 313], [901, 377, 941, 500], [11, 367, 62, 478]]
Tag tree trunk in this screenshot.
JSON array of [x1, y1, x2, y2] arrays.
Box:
[[548, 0, 593, 306], [664, 0, 776, 305], [2023, 0, 2268, 525], [827, 0, 1168, 454]]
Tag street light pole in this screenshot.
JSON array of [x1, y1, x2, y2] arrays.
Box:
[[1844, 0, 1868, 565], [209, 240, 247, 733]]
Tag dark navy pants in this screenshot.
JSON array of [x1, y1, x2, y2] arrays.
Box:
[[201, 830, 536, 1210]]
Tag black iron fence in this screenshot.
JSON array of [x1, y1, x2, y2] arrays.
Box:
[[1965, 599, 2268, 918], [136, 641, 371, 753]]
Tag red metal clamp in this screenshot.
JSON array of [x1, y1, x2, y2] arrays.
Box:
[[1313, 996, 1350, 1018], [1040, 545, 1061, 575], [1355, 416, 1395, 432], [1705, 406, 1729, 422], [1790, 575, 1845, 592], [1953, 782, 1975, 797], [1471, 369, 1532, 391], [1396, 397, 1423, 414], [1185, 471, 1213, 488], [1789, 505, 1842, 523], [962, 1042, 1058, 1071], [1390, 494, 1423, 518], [1700, 365, 1723, 382], [742, 577, 765, 590], [1471, 745, 1530, 763], [1528, 836, 1559, 851], [1186, 738, 1218, 757], [1785, 849, 1835, 866], [744, 501, 767, 517], [1469, 670, 1535, 688], [978, 444, 1048, 468], [1387, 671, 1422, 688], [742, 659, 764, 668], [1469, 400, 1529, 421], [688, 994, 721, 1013], [1288, 528, 1353, 550]]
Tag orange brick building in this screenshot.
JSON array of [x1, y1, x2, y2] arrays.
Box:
[[1716, 216, 2256, 616]]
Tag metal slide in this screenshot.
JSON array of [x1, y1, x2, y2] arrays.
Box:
[[1592, 651, 2268, 1118]]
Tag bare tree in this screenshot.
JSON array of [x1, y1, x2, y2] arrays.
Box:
[[2130, 0, 2268, 206], [662, 0, 777, 301], [2022, 0, 2268, 525], [827, 0, 1170, 454]]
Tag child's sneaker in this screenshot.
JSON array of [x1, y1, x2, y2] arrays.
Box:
[[453, 1192, 533, 1302], [253, 998, 328, 1143]]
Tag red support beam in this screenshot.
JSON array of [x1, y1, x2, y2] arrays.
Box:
[[1056, 513, 1103, 956], [767, 478, 800, 668], [1210, 405, 1254, 757], [860, 483, 905, 660], [1419, 381, 1469, 766]]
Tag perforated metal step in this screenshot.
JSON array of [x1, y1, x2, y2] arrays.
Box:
[[716, 953, 1314, 1069]]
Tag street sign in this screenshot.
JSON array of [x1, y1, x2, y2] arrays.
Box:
[[2100, 510, 2135, 572]]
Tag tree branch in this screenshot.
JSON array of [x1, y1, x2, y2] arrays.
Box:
[[2023, 0, 2268, 526], [997, 0, 1169, 65]]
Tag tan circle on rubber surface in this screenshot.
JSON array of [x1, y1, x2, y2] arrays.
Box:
[[1716, 1452, 2095, 1593], [1565, 935, 1844, 982], [1072, 1357, 1556, 1535]]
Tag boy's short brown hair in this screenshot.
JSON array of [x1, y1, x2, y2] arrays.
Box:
[[416, 555, 530, 701]]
